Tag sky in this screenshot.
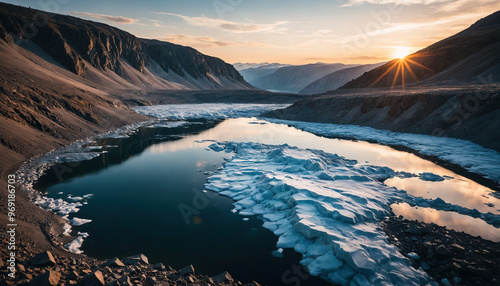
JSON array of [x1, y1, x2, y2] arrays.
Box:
[[3, 0, 500, 65]]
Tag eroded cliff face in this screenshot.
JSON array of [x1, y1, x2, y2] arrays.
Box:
[[0, 3, 249, 88]]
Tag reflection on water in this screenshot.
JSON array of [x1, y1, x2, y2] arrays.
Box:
[[386, 177, 500, 215], [150, 118, 499, 220], [391, 203, 500, 242], [38, 117, 500, 281]]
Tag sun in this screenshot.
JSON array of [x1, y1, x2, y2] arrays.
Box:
[[392, 46, 413, 59]]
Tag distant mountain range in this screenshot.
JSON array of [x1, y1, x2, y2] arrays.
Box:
[[0, 3, 252, 91], [341, 11, 500, 88], [242, 63, 357, 93], [298, 62, 386, 94], [234, 63, 291, 83]]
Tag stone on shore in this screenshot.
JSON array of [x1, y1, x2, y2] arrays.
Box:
[[103, 257, 125, 267], [212, 271, 234, 282], [81, 270, 105, 286], [29, 270, 61, 286], [122, 254, 149, 265], [29, 251, 56, 267], [179, 264, 195, 276]]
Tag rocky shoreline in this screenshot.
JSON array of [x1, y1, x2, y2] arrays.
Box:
[[381, 215, 500, 286], [0, 247, 262, 286]]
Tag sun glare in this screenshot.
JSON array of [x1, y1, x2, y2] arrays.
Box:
[[392, 46, 412, 59]]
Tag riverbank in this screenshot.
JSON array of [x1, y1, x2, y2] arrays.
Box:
[[265, 85, 500, 152]]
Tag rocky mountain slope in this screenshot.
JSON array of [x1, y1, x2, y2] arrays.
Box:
[[249, 63, 356, 93], [266, 85, 500, 152], [299, 62, 385, 94], [0, 3, 252, 91], [341, 11, 500, 88], [234, 62, 290, 83]]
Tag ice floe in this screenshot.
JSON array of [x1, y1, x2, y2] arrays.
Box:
[[70, 217, 92, 226], [264, 119, 500, 185], [65, 232, 89, 254], [206, 142, 432, 285], [133, 103, 290, 120]]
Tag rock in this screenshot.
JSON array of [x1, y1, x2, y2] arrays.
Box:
[[118, 275, 133, 286], [29, 251, 56, 267], [451, 262, 462, 270], [407, 252, 420, 260], [81, 271, 105, 286], [186, 275, 196, 283], [435, 245, 451, 256], [105, 280, 119, 286], [146, 276, 156, 285], [421, 262, 431, 270], [104, 257, 125, 267], [212, 271, 234, 283], [67, 270, 79, 280], [243, 282, 262, 286], [450, 243, 465, 252], [440, 278, 452, 286], [153, 262, 166, 271], [29, 270, 61, 286], [122, 254, 149, 265], [17, 264, 26, 272], [180, 264, 195, 276], [19, 273, 33, 280], [406, 225, 421, 235]]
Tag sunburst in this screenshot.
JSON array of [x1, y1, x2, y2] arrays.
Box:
[[373, 49, 433, 89]]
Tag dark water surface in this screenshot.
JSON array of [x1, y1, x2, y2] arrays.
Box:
[[35, 118, 500, 285]]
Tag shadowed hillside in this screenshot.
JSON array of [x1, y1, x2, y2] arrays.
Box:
[[341, 11, 500, 88]]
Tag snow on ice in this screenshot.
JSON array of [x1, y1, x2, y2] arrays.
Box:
[[206, 142, 431, 285], [133, 103, 290, 120]]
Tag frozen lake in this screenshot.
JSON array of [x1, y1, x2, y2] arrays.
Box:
[[32, 104, 500, 285]]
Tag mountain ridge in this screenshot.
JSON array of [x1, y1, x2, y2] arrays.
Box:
[[0, 2, 252, 90], [341, 11, 500, 88]]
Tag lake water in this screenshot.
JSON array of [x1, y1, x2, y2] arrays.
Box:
[[35, 117, 500, 285]]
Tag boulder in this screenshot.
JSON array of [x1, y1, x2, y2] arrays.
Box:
[[67, 270, 79, 280], [118, 275, 133, 286], [103, 257, 125, 267], [180, 264, 195, 276], [81, 271, 105, 286], [212, 271, 234, 283], [29, 251, 56, 267], [405, 225, 421, 235], [153, 262, 166, 271], [122, 254, 149, 265], [435, 245, 451, 256], [29, 270, 61, 286], [146, 276, 156, 285]]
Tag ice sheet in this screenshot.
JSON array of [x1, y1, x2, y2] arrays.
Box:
[[206, 142, 432, 285]]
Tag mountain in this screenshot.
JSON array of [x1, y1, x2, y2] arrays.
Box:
[[299, 62, 386, 94], [0, 3, 252, 91], [249, 63, 357, 93], [234, 63, 291, 83], [342, 11, 500, 88]]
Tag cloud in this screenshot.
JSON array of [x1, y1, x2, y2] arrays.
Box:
[[341, 13, 480, 44], [71, 12, 139, 24], [158, 12, 289, 33], [160, 34, 269, 48]]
